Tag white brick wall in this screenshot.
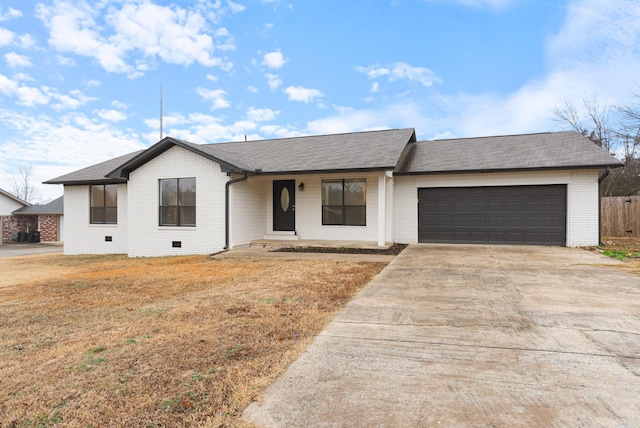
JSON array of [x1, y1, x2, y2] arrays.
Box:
[[229, 172, 391, 246], [127, 146, 228, 257], [392, 175, 417, 243], [229, 176, 267, 247], [62, 183, 128, 255], [263, 172, 384, 242], [393, 169, 602, 247], [566, 170, 600, 246]]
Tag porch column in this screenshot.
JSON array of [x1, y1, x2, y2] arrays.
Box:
[[377, 174, 386, 247]]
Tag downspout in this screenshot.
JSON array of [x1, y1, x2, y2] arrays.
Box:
[[598, 167, 610, 245], [224, 172, 249, 250]]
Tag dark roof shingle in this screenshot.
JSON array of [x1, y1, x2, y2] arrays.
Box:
[[14, 196, 63, 215], [395, 131, 622, 175], [202, 128, 417, 173], [44, 150, 144, 184]]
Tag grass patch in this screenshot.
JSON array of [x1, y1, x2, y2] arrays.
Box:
[[0, 253, 386, 427], [598, 237, 640, 272], [600, 249, 640, 260]]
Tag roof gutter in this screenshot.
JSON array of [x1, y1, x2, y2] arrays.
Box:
[[224, 172, 249, 250], [598, 167, 611, 244]]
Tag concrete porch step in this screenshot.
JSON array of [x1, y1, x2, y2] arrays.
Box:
[[251, 239, 391, 250], [262, 233, 300, 241]]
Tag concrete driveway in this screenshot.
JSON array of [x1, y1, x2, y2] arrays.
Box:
[[0, 243, 63, 258], [244, 244, 640, 427]]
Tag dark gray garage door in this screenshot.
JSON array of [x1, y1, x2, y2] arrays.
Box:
[[418, 185, 566, 245]]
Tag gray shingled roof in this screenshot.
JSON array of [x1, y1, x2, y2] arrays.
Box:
[[106, 137, 256, 179], [44, 150, 144, 184], [46, 129, 416, 184], [201, 128, 417, 173], [107, 128, 416, 179], [395, 131, 622, 175], [14, 196, 63, 215], [44, 129, 620, 185]]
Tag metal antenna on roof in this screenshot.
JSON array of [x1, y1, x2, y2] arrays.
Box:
[[160, 84, 163, 141]]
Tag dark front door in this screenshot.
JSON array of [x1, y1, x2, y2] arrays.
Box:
[[273, 180, 296, 231]]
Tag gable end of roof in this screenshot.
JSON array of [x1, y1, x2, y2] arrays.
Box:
[[0, 187, 30, 206], [106, 137, 249, 179]]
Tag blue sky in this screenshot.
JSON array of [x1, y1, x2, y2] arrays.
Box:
[[0, 0, 639, 202]]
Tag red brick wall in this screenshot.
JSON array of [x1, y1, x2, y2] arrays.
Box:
[[38, 215, 59, 241], [1, 215, 59, 243], [1, 215, 35, 243]]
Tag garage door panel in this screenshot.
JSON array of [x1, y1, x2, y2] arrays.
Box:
[[418, 185, 566, 246]]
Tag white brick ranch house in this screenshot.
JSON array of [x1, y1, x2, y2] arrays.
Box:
[[45, 128, 621, 257]]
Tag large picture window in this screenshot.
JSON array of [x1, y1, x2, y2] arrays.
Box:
[[160, 178, 196, 226], [322, 179, 366, 226], [90, 184, 117, 224]]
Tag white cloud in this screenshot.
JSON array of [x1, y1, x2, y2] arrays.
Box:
[[13, 73, 33, 82], [0, 28, 14, 46], [247, 107, 279, 122], [213, 27, 235, 52], [17, 34, 35, 49], [16, 86, 49, 106], [196, 87, 230, 110], [415, 0, 640, 139], [206, 73, 219, 82], [284, 85, 323, 103], [371, 82, 379, 93], [0, 7, 22, 21], [5, 52, 32, 68], [227, 0, 246, 13], [0, 77, 97, 111], [259, 125, 303, 139], [247, 85, 258, 93], [265, 73, 282, 90], [0, 73, 18, 95], [306, 102, 428, 135], [56, 55, 76, 66], [420, 0, 516, 9], [96, 109, 127, 122], [36, 0, 234, 78], [263, 51, 287, 69], [0, 109, 146, 201], [144, 112, 190, 133], [355, 62, 441, 87], [111, 100, 127, 109]]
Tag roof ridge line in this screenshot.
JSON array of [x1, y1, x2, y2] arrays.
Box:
[[199, 127, 414, 147], [418, 130, 575, 143]]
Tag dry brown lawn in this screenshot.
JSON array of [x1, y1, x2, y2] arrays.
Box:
[[0, 253, 387, 427]]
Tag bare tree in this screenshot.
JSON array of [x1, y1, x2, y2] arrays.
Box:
[[552, 95, 640, 196], [552, 97, 616, 153], [616, 84, 640, 161], [5, 164, 40, 203]]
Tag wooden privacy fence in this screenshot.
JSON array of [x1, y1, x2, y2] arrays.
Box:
[[601, 196, 640, 237]]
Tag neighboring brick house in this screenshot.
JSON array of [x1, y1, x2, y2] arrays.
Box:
[[0, 188, 29, 244], [45, 129, 622, 257], [2, 196, 64, 243]]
